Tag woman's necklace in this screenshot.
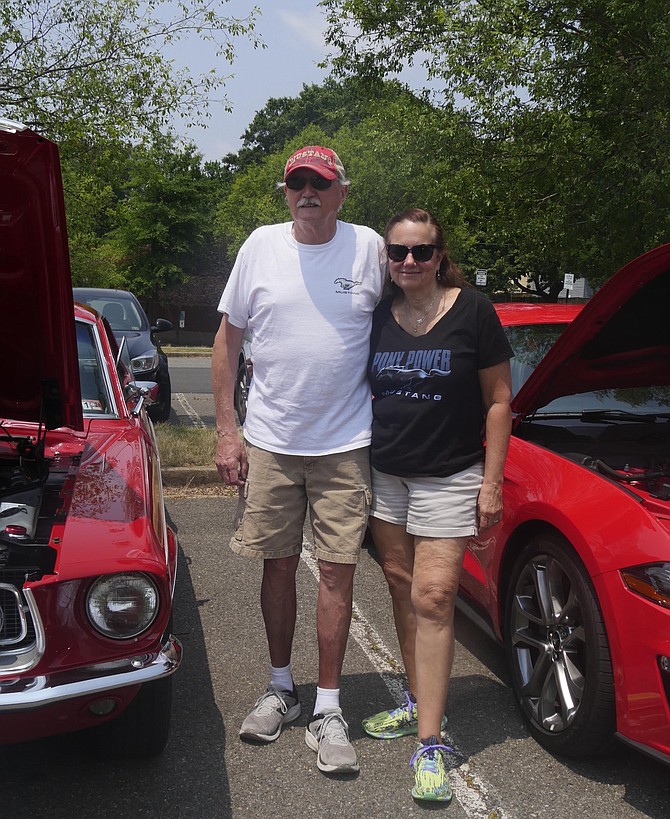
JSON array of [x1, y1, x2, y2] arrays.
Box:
[[404, 290, 440, 334]]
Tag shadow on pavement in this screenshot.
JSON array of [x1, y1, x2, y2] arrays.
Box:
[[2, 520, 230, 819]]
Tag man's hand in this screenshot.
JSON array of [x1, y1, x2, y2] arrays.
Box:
[[211, 315, 247, 486], [215, 430, 248, 486]]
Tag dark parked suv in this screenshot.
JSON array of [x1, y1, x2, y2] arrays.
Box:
[[73, 288, 173, 421]]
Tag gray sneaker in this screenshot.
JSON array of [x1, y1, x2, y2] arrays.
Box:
[[305, 707, 359, 773], [239, 685, 301, 742]]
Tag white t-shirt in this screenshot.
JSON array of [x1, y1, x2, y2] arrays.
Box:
[[218, 220, 386, 455]]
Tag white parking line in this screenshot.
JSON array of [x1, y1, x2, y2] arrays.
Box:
[[175, 392, 206, 428], [300, 546, 511, 819]]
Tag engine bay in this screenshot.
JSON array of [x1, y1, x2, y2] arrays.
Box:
[[0, 428, 64, 577], [516, 415, 670, 501]]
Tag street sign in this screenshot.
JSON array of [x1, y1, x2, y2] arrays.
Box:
[[179, 310, 186, 329], [563, 273, 574, 290], [475, 269, 488, 286]]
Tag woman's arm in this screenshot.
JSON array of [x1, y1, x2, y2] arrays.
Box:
[[477, 360, 513, 530]]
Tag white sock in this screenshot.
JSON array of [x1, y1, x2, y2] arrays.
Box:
[[270, 663, 293, 692], [314, 686, 340, 715]]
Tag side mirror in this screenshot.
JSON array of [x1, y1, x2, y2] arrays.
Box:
[[126, 380, 159, 416], [134, 380, 160, 403], [152, 318, 173, 333]]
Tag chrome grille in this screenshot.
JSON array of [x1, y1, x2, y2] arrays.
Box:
[[0, 583, 28, 645], [0, 573, 38, 667]]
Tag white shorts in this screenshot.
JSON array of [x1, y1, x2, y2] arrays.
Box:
[[369, 462, 484, 538]]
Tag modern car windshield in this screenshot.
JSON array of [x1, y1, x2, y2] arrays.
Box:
[[84, 297, 146, 331], [76, 322, 113, 416], [505, 323, 670, 416]]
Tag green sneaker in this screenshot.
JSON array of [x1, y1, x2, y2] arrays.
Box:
[[409, 736, 453, 802], [362, 692, 448, 739]]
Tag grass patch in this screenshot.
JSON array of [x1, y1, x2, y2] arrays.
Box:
[[154, 424, 216, 467], [163, 345, 211, 356]]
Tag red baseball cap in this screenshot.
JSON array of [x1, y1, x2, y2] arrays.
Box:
[[283, 146, 347, 182]]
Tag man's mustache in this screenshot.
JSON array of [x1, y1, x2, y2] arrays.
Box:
[[297, 196, 320, 207]]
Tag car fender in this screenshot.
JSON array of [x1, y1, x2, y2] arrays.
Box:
[[51, 426, 170, 578], [465, 439, 670, 638]]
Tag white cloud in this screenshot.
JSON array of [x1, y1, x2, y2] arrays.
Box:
[[279, 9, 328, 54]]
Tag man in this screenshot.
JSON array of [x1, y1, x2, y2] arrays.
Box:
[[211, 145, 386, 774]]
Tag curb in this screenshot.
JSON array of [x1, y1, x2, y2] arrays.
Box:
[[162, 466, 220, 486]]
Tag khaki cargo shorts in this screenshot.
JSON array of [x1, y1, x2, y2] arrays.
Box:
[[230, 443, 372, 565]]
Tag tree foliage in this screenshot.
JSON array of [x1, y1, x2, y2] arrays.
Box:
[[320, 0, 670, 294], [227, 78, 363, 171], [111, 136, 225, 296], [215, 83, 484, 269], [226, 76, 436, 171], [1, 0, 260, 143], [1, 0, 254, 294], [61, 140, 131, 289], [63, 136, 229, 295]]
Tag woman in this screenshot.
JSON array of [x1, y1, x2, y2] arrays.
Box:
[[362, 209, 513, 802]]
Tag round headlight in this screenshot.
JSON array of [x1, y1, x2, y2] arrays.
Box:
[[87, 573, 159, 639]]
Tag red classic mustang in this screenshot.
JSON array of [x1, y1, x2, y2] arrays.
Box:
[[461, 253, 670, 765], [0, 119, 182, 757]]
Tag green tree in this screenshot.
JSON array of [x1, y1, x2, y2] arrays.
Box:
[[216, 86, 485, 271], [61, 138, 137, 287], [111, 136, 226, 295], [63, 134, 230, 295], [226, 77, 433, 171], [321, 0, 670, 295], [1, 1, 253, 293], [1, 0, 260, 143]]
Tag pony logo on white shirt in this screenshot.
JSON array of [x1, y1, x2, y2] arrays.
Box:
[[334, 277, 362, 293]]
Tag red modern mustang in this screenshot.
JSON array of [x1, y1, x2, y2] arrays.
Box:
[[460, 253, 670, 765]]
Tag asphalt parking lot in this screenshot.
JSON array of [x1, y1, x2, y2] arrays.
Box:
[[6, 492, 668, 818], [5, 360, 669, 818]]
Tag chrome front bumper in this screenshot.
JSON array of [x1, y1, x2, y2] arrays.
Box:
[[0, 635, 182, 711]]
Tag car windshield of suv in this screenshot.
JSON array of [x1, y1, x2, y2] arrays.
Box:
[[76, 322, 113, 416], [84, 297, 146, 332], [506, 323, 670, 416]]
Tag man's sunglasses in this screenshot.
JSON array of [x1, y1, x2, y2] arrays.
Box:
[[285, 175, 333, 191], [386, 243, 438, 263]]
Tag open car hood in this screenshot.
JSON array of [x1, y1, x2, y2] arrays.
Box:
[[0, 119, 82, 431], [512, 244, 670, 419]]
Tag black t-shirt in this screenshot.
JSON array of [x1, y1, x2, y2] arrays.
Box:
[[368, 288, 514, 478]]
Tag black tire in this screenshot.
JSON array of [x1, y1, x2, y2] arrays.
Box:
[[504, 533, 616, 757], [234, 360, 249, 424], [149, 372, 172, 422], [87, 674, 173, 760]]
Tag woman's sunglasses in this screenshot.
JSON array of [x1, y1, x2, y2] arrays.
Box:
[[285, 175, 333, 191], [386, 243, 437, 263]]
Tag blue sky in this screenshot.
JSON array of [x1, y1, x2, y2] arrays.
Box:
[[169, 1, 436, 161], [171, 1, 330, 160]]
